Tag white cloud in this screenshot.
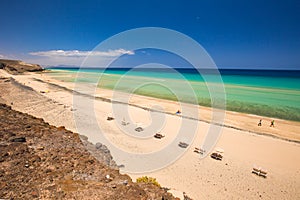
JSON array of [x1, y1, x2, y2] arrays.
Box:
[[29, 49, 134, 57], [25, 49, 135, 67]]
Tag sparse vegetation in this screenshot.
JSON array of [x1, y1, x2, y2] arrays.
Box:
[[136, 176, 161, 187]]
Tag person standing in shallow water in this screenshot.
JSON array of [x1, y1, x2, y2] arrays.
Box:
[[270, 120, 275, 127], [258, 119, 262, 126]]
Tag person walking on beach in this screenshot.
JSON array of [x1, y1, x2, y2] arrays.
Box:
[[258, 119, 262, 126], [176, 110, 181, 115], [270, 120, 275, 127]]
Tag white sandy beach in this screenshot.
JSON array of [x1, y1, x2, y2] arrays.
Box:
[[1, 69, 300, 199]]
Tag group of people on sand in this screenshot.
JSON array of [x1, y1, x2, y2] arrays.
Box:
[[258, 119, 275, 127], [175, 109, 276, 128]]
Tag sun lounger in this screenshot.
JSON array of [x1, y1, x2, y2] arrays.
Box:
[[252, 167, 260, 175], [194, 147, 205, 154], [154, 133, 165, 139], [210, 152, 223, 160], [194, 149, 200, 153], [107, 116, 114, 121], [135, 127, 144, 132], [178, 142, 189, 148], [260, 170, 267, 178], [252, 166, 267, 178]]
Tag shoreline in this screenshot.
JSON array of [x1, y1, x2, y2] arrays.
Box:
[[38, 70, 300, 142], [46, 68, 300, 122], [27, 77, 300, 144], [1, 69, 300, 199]]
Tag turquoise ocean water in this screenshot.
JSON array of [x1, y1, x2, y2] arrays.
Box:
[[47, 68, 300, 121]]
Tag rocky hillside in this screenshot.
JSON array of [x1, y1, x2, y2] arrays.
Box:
[[0, 59, 43, 74], [0, 103, 176, 199]]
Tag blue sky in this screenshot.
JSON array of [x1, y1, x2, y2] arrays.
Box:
[[0, 0, 299, 69]]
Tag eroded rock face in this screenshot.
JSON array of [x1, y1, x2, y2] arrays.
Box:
[[0, 59, 43, 74], [0, 104, 176, 199]]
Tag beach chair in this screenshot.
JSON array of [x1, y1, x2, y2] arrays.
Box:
[[252, 167, 260, 175], [259, 169, 268, 178], [178, 142, 189, 148], [210, 147, 224, 160], [252, 166, 268, 178], [135, 127, 144, 132], [210, 152, 223, 160], [154, 133, 165, 139], [194, 147, 205, 154], [107, 116, 114, 121]]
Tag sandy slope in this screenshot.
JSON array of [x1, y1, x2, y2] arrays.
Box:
[[0, 69, 299, 199]]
